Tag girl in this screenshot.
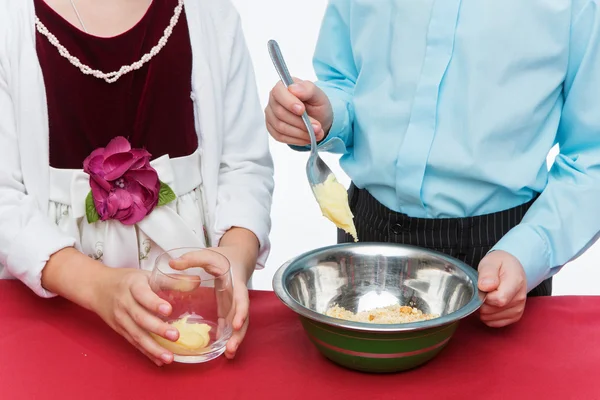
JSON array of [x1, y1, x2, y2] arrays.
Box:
[[0, 0, 274, 366]]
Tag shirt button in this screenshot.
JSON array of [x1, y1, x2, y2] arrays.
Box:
[[390, 223, 403, 235]]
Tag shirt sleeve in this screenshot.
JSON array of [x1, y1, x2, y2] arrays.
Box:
[[0, 46, 76, 298], [212, 8, 275, 270], [492, 1, 600, 292], [291, 0, 358, 154]]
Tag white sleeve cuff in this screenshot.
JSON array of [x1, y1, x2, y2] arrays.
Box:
[[213, 202, 271, 270], [6, 214, 76, 298]]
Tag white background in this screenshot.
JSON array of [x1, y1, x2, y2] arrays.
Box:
[[231, 0, 599, 295]]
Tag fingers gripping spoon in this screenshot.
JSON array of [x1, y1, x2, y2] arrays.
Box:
[[267, 40, 358, 241]]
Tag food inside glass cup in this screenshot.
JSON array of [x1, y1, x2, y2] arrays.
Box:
[[149, 247, 234, 363]]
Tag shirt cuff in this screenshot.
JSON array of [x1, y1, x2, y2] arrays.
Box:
[[491, 224, 551, 293], [318, 81, 352, 144], [289, 83, 351, 154], [6, 215, 76, 298], [288, 135, 346, 154], [213, 203, 271, 271]]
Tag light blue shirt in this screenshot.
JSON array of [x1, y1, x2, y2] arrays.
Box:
[[309, 0, 600, 291]]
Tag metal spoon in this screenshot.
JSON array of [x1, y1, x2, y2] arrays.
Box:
[[267, 39, 335, 189]]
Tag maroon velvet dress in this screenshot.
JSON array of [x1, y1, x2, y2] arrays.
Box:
[[34, 0, 198, 169]]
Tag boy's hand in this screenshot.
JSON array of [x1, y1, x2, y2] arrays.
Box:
[[265, 78, 333, 146], [477, 250, 528, 328]]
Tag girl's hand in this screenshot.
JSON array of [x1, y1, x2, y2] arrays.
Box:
[[90, 268, 179, 366], [224, 279, 250, 359], [169, 245, 252, 360], [42, 248, 180, 367], [208, 243, 255, 359]]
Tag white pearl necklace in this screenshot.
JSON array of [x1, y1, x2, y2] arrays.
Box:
[[35, 0, 184, 84]]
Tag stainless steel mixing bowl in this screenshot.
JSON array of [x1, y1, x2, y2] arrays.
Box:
[[273, 242, 485, 373]]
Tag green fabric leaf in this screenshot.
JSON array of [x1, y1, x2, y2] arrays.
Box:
[[85, 191, 100, 224], [158, 181, 176, 206]]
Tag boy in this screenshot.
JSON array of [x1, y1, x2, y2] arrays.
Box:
[[266, 0, 600, 327]]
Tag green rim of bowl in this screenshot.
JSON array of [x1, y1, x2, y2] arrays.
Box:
[[272, 242, 486, 333]]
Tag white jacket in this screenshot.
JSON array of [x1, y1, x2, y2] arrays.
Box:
[[0, 0, 274, 296]]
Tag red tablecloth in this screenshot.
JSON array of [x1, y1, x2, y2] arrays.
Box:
[[1, 281, 599, 400]]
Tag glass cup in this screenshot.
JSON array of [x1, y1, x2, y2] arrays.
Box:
[[149, 247, 234, 363]]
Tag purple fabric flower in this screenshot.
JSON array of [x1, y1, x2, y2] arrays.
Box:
[[83, 136, 160, 225]]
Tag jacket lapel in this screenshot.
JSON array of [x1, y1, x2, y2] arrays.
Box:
[[18, 0, 51, 211], [184, 0, 223, 245]]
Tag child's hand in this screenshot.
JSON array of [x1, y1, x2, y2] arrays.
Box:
[[206, 246, 251, 360], [265, 78, 333, 146], [90, 268, 178, 367], [477, 250, 528, 327], [224, 280, 249, 359], [174, 246, 252, 359]]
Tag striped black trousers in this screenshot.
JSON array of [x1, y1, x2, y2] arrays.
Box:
[[338, 184, 552, 297]]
